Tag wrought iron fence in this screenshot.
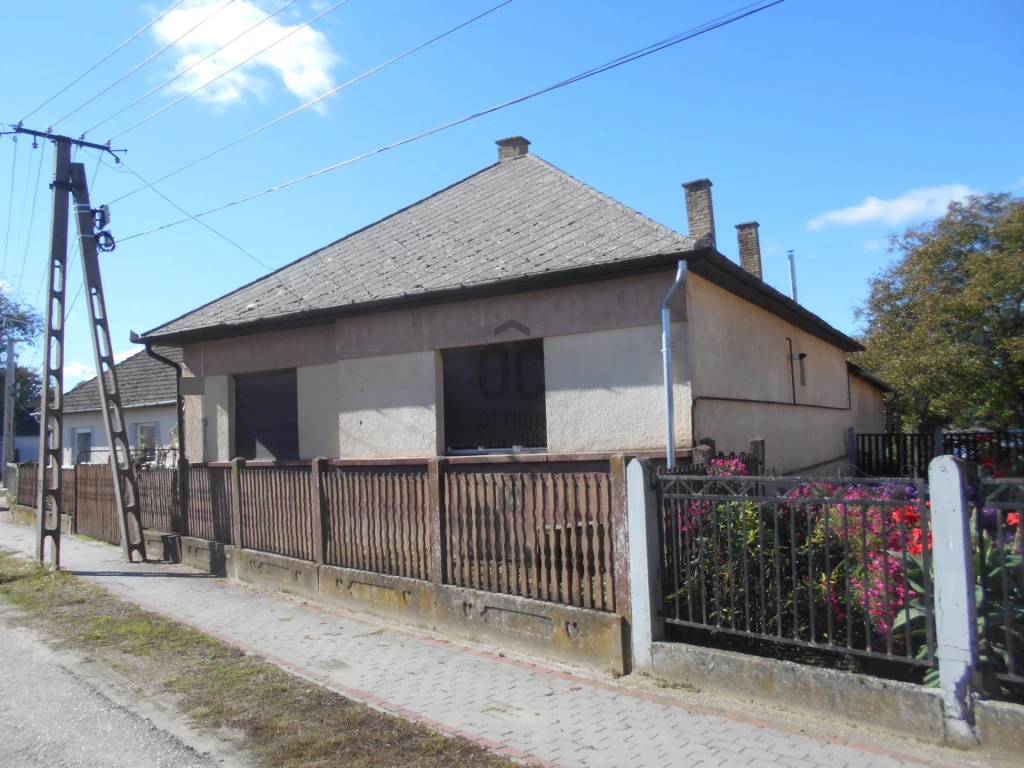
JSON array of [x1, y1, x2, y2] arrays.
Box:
[[947, 431, 1024, 472], [976, 478, 1024, 688], [657, 471, 936, 668]]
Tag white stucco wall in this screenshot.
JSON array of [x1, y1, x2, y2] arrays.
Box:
[[61, 405, 177, 466], [203, 375, 233, 462], [298, 363, 340, 459], [545, 323, 690, 454], [337, 351, 441, 458]]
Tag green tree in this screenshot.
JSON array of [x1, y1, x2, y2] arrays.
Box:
[[853, 193, 1024, 430], [0, 292, 44, 438]]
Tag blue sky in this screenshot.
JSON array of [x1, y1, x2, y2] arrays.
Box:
[[1, 0, 1022, 389]]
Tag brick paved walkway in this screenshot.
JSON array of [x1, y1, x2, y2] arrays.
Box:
[[0, 521, 998, 768]]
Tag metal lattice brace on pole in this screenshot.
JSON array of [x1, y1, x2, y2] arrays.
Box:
[[69, 162, 146, 563], [35, 139, 72, 567]]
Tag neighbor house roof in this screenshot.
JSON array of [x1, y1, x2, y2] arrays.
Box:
[[63, 347, 182, 414], [140, 141, 861, 353], [846, 361, 895, 393]]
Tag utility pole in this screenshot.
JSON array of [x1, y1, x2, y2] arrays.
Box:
[[70, 162, 146, 562], [3, 338, 15, 486], [35, 138, 71, 568], [14, 125, 137, 567]]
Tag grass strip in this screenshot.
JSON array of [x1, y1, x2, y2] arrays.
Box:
[[0, 550, 515, 768]]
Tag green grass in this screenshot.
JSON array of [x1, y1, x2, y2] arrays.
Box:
[[0, 550, 514, 768]]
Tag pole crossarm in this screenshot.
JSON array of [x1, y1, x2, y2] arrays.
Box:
[[7, 125, 126, 160]]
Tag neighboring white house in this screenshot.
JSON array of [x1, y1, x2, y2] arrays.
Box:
[[61, 347, 181, 466]]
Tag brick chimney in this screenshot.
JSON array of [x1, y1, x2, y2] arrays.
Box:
[[496, 136, 530, 163], [682, 178, 716, 249], [736, 221, 762, 279]]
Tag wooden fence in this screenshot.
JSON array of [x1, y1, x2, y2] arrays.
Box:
[[17, 462, 36, 506], [240, 466, 314, 562], [445, 471, 617, 612], [185, 464, 233, 544], [323, 468, 430, 580], [138, 467, 177, 532], [855, 432, 934, 477], [74, 463, 121, 544]]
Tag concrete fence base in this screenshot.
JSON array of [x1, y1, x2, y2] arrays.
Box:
[[180, 536, 628, 673]]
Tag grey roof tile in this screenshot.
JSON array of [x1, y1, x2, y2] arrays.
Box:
[[144, 153, 694, 338], [63, 347, 182, 413]]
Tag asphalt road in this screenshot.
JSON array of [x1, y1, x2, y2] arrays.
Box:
[[0, 622, 219, 768]]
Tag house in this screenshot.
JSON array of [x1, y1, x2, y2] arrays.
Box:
[[137, 137, 886, 473], [61, 347, 182, 465]]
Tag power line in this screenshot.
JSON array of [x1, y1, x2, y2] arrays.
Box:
[[15, 142, 47, 296], [51, 0, 240, 131], [83, 0, 302, 138], [101, 155, 310, 307], [20, 0, 188, 124], [110, 0, 355, 140], [2, 136, 19, 284], [109, 0, 514, 203], [121, 0, 786, 243]]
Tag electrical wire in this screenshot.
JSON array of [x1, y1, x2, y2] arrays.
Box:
[[83, 0, 302, 138], [110, 0, 354, 140], [100, 156, 310, 307], [20, 0, 188, 124], [2, 136, 20, 284], [109, 0, 514, 203], [120, 0, 786, 242], [15, 143, 47, 296], [51, 0, 240, 131]]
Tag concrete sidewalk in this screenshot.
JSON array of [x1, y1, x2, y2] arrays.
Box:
[[0, 521, 998, 768]]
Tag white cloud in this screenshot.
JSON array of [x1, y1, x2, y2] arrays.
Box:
[[63, 361, 96, 390], [152, 0, 339, 109], [806, 184, 978, 231], [865, 239, 882, 251], [0, 280, 10, 293], [114, 350, 140, 363]]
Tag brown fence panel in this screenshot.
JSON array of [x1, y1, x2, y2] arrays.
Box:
[[138, 467, 176, 532], [75, 464, 121, 545], [17, 463, 37, 506], [445, 471, 616, 612], [240, 466, 314, 561], [186, 465, 233, 544], [323, 468, 430, 580]]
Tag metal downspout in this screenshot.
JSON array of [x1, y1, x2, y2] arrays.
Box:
[[134, 334, 187, 535], [662, 260, 688, 468]]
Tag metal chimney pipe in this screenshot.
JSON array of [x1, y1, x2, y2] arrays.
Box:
[[662, 260, 687, 468], [788, 250, 798, 303]]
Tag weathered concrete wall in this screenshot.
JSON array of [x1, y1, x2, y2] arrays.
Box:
[[320, 565, 435, 628], [297, 363, 340, 459], [337, 350, 441, 458], [976, 699, 1024, 758], [850, 373, 886, 434], [62, 405, 177, 466], [181, 536, 232, 576], [545, 323, 690, 453], [651, 642, 946, 744], [232, 548, 320, 600]]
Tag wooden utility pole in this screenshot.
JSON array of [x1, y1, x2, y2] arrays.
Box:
[[35, 138, 71, 568], [3, 338, 15, 486]]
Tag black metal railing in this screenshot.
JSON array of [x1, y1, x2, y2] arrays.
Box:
[[657, 471, 936, 669], [976, 478, 1024, 688], [855, 433, 934, 478], [947, 432, 1024, 472]]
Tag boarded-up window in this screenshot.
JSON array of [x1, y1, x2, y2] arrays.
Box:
[[442, 339, 546, 453], [234, 370, 299, 461]]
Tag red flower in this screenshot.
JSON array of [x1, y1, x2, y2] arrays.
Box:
[[1008, 513, 1020, 528]]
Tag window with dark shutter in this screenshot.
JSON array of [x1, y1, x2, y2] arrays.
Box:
[[234, 370, 299, 461], [442, 339, 546, 454]]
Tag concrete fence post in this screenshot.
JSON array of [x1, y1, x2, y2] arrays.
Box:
[[928, 455, 979, 746], [609, 454, 633, 624], [311, 458, 327, 565], [933, 427, 945, 461], [427, 457, 449, 585], [626, 457, 663, 672], [230, 457, 246, 550], [178, 457, 190, 537]]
